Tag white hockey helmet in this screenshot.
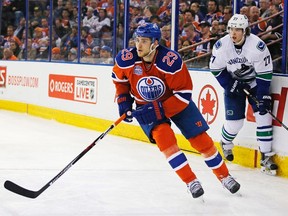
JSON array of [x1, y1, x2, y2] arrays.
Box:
[[227, 14, 249, 31]]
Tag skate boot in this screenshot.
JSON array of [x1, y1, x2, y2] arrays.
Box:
[[221, 175, 240, 194], [260, 152, 278, 176], [187, 179, 204, 198], [220, 141, 234, 161]]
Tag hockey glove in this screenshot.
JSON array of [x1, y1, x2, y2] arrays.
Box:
[[257, 95, 272, 115], [117, 94, 134, 122], [132, 101, 165, 125], [226, 79, 250, 96]]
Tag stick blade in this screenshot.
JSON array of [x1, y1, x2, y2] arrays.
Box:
[[4, 180, 40, 199]]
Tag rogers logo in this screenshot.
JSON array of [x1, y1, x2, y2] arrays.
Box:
[[198, 84, 219, 125], [0, 66, 7, 88], [49, 79, 73, 93], [48, 74, 75, 101]]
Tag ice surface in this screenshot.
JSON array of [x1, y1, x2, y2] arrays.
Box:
[[0, 110, 287, 216]]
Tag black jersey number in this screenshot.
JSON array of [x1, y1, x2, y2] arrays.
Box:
[[162, 51, 178, 66], [264, 55, 271, 66], [211, 55, 216, 63]]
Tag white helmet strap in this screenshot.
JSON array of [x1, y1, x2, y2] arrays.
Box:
[[143, 41, 158, 58]]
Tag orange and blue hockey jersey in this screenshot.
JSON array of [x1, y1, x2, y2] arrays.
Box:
[[112, 45, 193, 118]]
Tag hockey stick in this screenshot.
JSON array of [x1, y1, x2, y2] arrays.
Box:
[[4, 113, 127, 199], [243, 89, 288, 131]]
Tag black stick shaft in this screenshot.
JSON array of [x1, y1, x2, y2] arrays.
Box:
[[243, 89, 288, 131]]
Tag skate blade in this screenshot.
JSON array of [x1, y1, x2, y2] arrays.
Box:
[[260, 167, 277, 176], [197, 195, 205, 204], [190, 193, 205, 203], [235, 191, 242, 197]]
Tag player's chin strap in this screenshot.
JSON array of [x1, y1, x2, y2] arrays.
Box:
[[143, 41, 159, 58]]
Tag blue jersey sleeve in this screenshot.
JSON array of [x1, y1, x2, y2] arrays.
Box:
[[155, 46, 183, 74], [115, 48, 140, 68]]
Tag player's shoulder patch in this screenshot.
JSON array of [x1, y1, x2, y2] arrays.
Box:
[[214, 40, 222, 50], [156, 46, 182, 73], [115, 48, 139, 68], [256, 41, 266, 52]]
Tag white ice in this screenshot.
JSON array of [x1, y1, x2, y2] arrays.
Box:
[[0, 110, 287, 216]]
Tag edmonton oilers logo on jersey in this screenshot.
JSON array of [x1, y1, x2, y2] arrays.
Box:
[[137, 76, 165, 101]]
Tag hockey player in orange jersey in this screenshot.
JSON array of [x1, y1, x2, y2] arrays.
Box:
[[112, 22, 240, 198]]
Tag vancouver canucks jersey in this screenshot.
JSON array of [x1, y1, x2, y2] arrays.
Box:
[[209, 34, 273, 90], [112, 45, 193, 118]]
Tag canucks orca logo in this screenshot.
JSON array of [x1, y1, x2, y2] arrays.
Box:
[[137, 76, 165, 101], [256, 41, 266, 52]]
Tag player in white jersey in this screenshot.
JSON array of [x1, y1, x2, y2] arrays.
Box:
[[209, 14, 278, 175]]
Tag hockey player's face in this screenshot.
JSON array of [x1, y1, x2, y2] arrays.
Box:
[[135, 37, 153, 57], [229, 28, 245, 44]]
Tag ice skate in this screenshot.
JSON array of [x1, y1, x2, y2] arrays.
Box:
[[220, 141, 234, 161], [187, 179, 204, 198], [260, 152, 278, 176], [221, 175, 240, 194]]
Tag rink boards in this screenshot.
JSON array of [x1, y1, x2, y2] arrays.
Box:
[[0, 61, 287, 177]]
